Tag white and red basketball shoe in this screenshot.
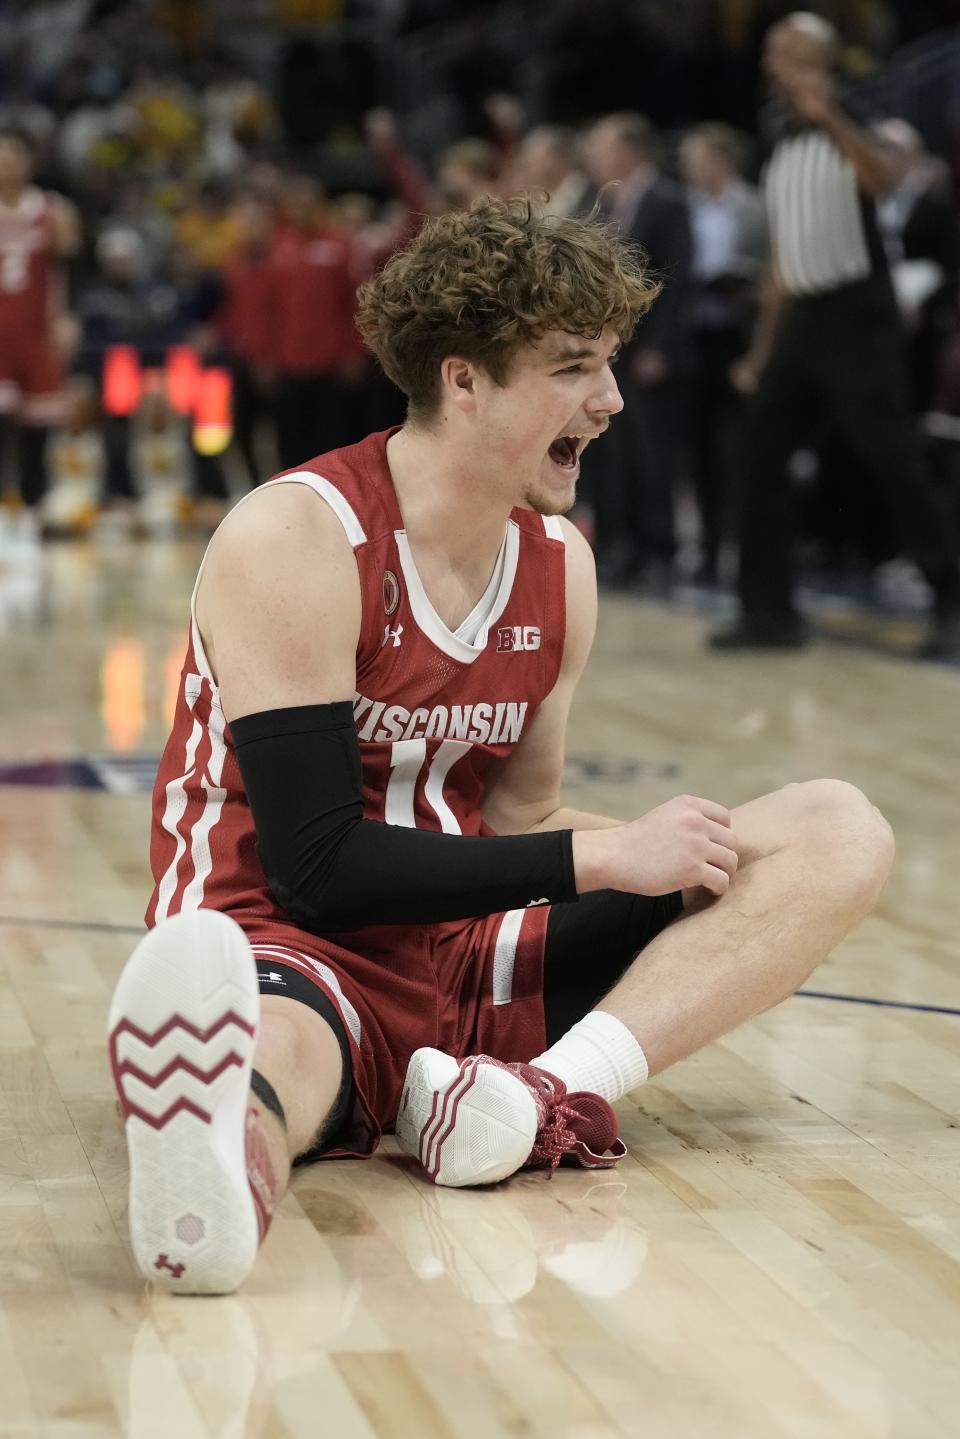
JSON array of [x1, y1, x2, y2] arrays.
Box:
[[395, 1048, 626, 1188], [107, 910, 274, 1294]]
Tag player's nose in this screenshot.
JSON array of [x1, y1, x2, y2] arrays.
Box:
[[590, 370, 624, 419]]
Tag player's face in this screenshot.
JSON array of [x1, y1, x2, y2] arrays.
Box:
[[477, 328, 625, 517]]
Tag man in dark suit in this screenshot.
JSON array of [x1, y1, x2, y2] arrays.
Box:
[[582, 112, 693, 587], [875, 119, 960, 415]]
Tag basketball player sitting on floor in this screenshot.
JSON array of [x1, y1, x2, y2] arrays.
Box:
[[108, 198, 894, 1295]]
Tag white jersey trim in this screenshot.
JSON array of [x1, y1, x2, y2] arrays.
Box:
[[541, 515, 565, 542], [179, 696, 229, 911], [279, 470, 368, 547], [250, 945, 363, 1046], [395, 519, 520, 664], [454, 529, 508, 644], [187, 469, 367, 686], [154, 675, 205, 923], [492, 908, 525, 1006]]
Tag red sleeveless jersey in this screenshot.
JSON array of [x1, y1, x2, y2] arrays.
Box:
[[0, 187, 59, 337], [146, 428, 567, 929]]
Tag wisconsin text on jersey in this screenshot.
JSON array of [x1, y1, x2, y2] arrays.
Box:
[[353, 695, 529, 745]]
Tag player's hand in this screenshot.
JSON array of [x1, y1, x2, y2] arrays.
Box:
[[574, 796, 740, 898]]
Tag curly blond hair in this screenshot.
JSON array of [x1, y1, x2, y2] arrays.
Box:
[[356, 195, 660, 420]]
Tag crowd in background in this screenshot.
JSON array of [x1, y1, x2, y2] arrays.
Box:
[[2, 0, 960, 612]]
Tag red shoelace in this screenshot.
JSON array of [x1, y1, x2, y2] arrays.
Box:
[[505, 1061, 588, 1176]]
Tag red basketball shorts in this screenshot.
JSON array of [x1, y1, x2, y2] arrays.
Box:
[[237, 904, 553, 1159]]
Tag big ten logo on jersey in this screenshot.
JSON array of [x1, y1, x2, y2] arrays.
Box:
[[497, 625, 541, 653]]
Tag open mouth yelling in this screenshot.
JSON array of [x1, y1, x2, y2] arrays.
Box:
[[547, 434, 585, 479]]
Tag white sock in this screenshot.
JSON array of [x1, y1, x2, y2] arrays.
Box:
[[530, 1011, 649, 1104]]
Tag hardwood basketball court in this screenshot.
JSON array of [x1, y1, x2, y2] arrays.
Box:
[[1, 535, 958, 1437]]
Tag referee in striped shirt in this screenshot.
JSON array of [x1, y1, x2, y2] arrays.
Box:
[[710, 13, 960, 657]]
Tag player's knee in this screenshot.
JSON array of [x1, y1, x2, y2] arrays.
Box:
[[257, 1000, 313, 1074], [794, 778, 894, 905]]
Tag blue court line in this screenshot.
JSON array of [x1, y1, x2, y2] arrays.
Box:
[[0, 913, 957, 1018], [796, 988, 960, 1017]]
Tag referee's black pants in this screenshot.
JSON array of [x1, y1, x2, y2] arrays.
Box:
[[737, 278, 960, 619]]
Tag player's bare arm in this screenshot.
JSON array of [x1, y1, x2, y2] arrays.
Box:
[[196, 483, 360, 715]]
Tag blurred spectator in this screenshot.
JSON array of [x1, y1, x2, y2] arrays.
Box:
[[362, 108, 434, 253], [77, 224, 175, 505], [874, 118, 960, 413], [348, 109, 435, 432], [581, 112, 693, 587], [437, 139, 503, 211], [271, 175, 361, 468], [132, 384, 191, 537], [173, 179, 243, 272], [0, 126, 80, 550], [680, 121, 767, 582], [216, 191, 278, 486], [163, 239, 231, 517], [710, 13, 960, 657], [200, 74, 276, 179], [128, 70, 202, 173], [0, 0, 952, 646], [78, 224, 228, 512], [41, 375, 103, 537], [57, 73, 136, 185], [512, 125, 593, 218], [482, 93, 527, 168]]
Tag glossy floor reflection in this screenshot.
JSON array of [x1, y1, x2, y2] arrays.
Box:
[[1, 538, 958, 1437]]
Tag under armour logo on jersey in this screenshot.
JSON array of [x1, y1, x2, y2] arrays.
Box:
[[155, 1253, 186, 1279], [497, 625, 541, 653], [382, 624, 404, 648]]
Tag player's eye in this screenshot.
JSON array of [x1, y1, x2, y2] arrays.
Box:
[[559, 364, 583, 374]]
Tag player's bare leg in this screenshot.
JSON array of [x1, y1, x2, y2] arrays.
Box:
[[108, 911, 343, 1294], [591, 779, 894, 1074], [247, 996, 344, 1204], [397, 780, 893, 1188]]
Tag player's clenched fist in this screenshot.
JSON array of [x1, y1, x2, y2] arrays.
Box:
[[574, 796, 740, 898]]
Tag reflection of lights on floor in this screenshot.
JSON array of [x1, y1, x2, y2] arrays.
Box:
[[101, 635, 146, 752]]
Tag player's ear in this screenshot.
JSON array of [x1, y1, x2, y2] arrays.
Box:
[[440, 356, 478, 414]]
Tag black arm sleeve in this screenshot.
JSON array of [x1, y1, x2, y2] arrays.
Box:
[[230, 703, 577, 932]]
